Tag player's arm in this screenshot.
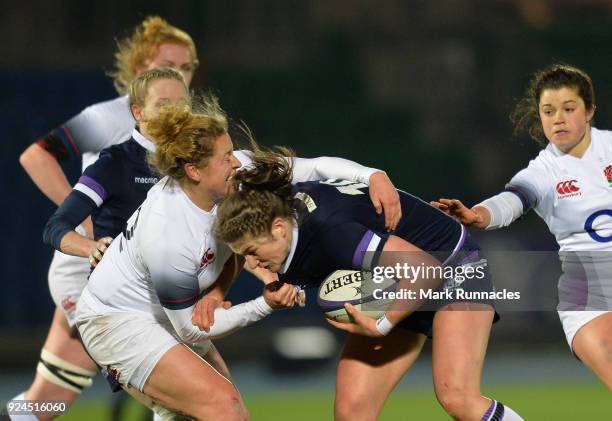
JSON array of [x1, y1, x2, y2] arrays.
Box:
[[42, 151, 120, 263], [43, 189, 97, 256], [19, 142, 73, 206], [163, 285, 298, 343], [432, 187, 534, 230], [42, 189, 110, 263], [290, 155, 378, 184], [234, 150, 382, 184], [19, 112, 100, 235], [328, 234, 442, 337], [430, 198, 491, 229], [191, 254, 242, 332], [192, 255, 305, 332], [290, 156, 401, 230], [234, 151, 401, 230], [148, 247, 296, 343], [315, 222, 441, 337], [432, 165, 540, 230], [210, 254, 243, 298]]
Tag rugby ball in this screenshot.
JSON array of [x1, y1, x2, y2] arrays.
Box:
[[317, 270, 397, 323]]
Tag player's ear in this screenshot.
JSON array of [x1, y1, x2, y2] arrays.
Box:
[[271, 217, 286, 239], [135, 64, 147, 77], [586, 104, 596, 123], [131, 104, 143, 122], [184, 162, 201, 182]]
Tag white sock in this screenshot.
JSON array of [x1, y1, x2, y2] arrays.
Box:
[[6, 391, 40, 421], [152, 413, 163, 421], [481, 400, 523, 421]]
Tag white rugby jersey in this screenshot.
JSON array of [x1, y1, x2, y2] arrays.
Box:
[[78, 177, 266, 344], [507, 127, 612, 252], [78, 154, 381, 344], [61, 96, 134, 171], [81, 177, 233, 314]]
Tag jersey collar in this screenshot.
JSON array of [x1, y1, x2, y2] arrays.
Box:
[[279, 223, 299, 274], [548, 127, 595, 159], [132, 128, 156, 152]]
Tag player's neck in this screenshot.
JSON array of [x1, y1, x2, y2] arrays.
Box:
[[562, 127, 591, 158], [181, 181, 216, 212]]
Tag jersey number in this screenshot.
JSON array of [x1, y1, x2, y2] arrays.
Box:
[[119, 206, 142, 252], [320, 179, 368, 195]]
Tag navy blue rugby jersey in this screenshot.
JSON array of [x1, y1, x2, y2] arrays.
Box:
[[77, 136, 158, 239], [278, 180, 465, 288], [43, 130, 158, 250]]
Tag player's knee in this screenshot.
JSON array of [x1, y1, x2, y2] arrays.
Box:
[[334, 396, 352, 421], [335, 400, 356, 421], [240, 400, 250, 421], [573, 333, 612, 390], [436, 393, 468, 419], [36, 349, 97, 394], [434, 383, 474, 419], [192, 391, 246, 421], [335, 393, 375, 421]]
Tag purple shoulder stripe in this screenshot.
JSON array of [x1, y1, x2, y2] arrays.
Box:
[[78, 175, 108, 201]]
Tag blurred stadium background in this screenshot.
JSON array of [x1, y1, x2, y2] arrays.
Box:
[[1, 0, 611, 419]]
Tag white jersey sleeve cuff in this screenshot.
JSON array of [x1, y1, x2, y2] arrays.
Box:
[[253, 295, 275, 315], [477, 191, 525, 230], [165, 296, 274, 344]]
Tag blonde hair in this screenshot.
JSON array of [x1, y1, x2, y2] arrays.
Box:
[[109, 16, 199, 95], [146, 94, 227, 180], [128, 67, 188, 110], [215, 146, 298, 244]]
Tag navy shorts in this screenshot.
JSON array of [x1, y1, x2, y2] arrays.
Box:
[[397, 234, 500, 338]]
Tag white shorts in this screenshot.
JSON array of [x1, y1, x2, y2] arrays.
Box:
[[558, 310, 611, 350], [48, 250, 91, 327], [76, 291, 211, 392]]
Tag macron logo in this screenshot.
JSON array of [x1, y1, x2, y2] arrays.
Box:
[[556, 180, 581, 198], [134, 177, 158, 184]]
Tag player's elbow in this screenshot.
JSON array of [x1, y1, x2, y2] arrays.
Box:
[[175, 329, 195, 344], [19, 143, 48, 171], [41, 219, 53, 248], [42, 216, 66, 251], [175, 325, 208, 344], [19, 144, 36, 170]]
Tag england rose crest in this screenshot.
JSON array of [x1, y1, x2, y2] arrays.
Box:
[[605, 165, 612, 187]]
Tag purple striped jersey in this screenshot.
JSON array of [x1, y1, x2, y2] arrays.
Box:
[[73, 130, 158, 240], [278, 180, 465, 288]]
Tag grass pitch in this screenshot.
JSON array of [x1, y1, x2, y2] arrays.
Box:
[[57, 382, 609, 420]]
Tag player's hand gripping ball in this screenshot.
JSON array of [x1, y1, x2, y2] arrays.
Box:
[[317, 270, 396, 323]]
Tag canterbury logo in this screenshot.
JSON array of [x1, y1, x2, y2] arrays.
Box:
[[556, 180, 580, 195]]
